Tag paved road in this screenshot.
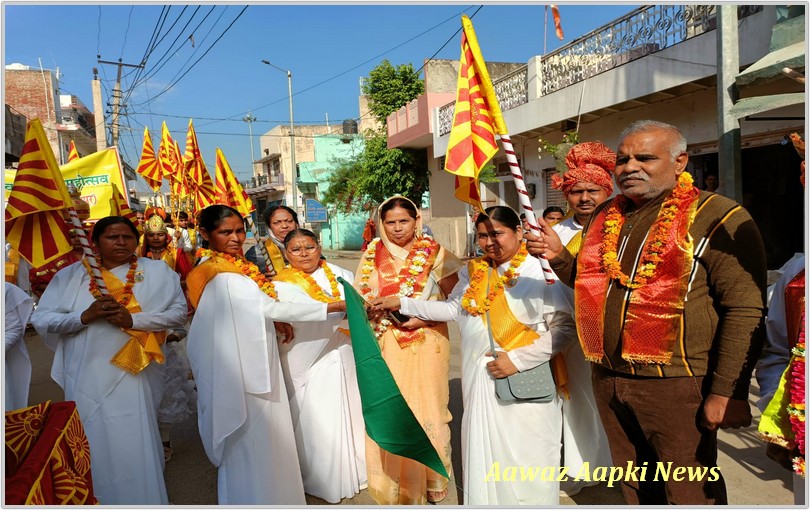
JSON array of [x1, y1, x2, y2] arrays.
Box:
[[23, 247, 795, 505]]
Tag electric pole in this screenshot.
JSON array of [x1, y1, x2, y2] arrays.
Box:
[[97, 57, 144, 147]]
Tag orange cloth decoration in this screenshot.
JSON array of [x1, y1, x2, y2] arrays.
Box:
[[551, 141, 616, 196]]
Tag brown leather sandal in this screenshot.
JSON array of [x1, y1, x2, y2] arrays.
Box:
[[427, 488, 448, 504]]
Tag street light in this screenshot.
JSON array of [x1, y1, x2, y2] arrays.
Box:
[[242, 110, 257, 177], [261, 59, 297, 215]]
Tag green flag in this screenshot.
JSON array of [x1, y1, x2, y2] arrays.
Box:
[[337, 277, 449, 479]]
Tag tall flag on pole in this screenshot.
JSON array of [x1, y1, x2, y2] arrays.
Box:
[[443, 15, 508, 210], [5, 119, 73, 267], [136, 127, 163, 191], [183, 119, 207, 186], [158, 122, 181, 186], [171, 140, 190, 197], [337, 277, 450, 479], [214, 148, 254, 217], [551, 5, 564, 40], [67, 140, 80, 162], [108, 183, 140, 228]]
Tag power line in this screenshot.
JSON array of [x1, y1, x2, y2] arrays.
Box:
[[119, 6, 135, 60]]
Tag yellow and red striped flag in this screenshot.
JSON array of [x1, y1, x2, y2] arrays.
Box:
[[67, 140, 80, 162], [171, 140, 190, 197], [215, 148, 254, 217], [443, 15, 508, 210], [4, 119, 73, 266], [551, 5, 564, 40], [158, 122, 181, 185], [108, 183, 140, 228], [136, 127, 163, 191], [195, 170, 217, 211], [183, 119, 208, 186]]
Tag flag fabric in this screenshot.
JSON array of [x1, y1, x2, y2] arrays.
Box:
[[158, 122, 183, 189], [337, 277, 449, 479], [171, 141, 190, 197], [443, 15, 508, 210], [183, 119, 208, 187], [136, 127, 163, 191], [551, 5, 564, 40], [5, 119, 73, 267], [214, 148, 254, 217], [108, 183, 139, 228], [67, 141, 80, 162], [195, 170, 217, 210]]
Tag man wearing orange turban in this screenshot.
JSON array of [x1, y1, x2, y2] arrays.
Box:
[[548, 141, 615, 497]]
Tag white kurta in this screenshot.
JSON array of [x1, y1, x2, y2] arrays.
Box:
[[186, 271, 330, 505], [5, 282, 34, 411], [31, 258, 187, 505], [552, 217, 613, 476], [401, 256, 575, 505], [275, 263, 367, 503]]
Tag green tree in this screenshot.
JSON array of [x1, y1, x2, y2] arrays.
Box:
[[322, 60, 428, 214], [362, 60, 425, 124]]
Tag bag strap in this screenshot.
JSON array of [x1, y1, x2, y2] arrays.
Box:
[[484, 265, 498, 358]]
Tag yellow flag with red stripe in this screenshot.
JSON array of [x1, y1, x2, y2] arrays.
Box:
[[214, 148, 254, 217], [196, 170, 217, 211], [444, 15, 508, 210], [4, 119, 73, 266], [183, 119, 207, 186], [67, 140, 80, 162], [108, 183, 140, 228], [136, 127, 163, 191]]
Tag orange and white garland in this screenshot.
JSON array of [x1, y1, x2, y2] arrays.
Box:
[[601, 172, 694, 289], [196, 248, 278, 300], [461, 243, 528, 316], [359, 237, 434, 339], [84, 255, 138, 306]]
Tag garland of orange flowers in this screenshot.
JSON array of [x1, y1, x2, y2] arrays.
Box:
[[84, 255, 138, 306], [461, 243, 528, 316], [600, 172, 694, 289], [196, 248, 278, 300], [284, 260, 342, 303]]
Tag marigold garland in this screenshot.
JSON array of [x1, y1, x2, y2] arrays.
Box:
[[284, 260, 342, 303], [600, 172, 694, 289], [84, 255, 138, 306], [196, 248, 278, 300], [359, 236, 435, 339], [461, 243, 528, 316]]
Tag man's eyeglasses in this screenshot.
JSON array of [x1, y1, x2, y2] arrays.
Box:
[[287, 245, 319, 256]]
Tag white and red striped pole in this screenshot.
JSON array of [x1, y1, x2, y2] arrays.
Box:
[[499, 134, 556, 285], [66, 207, 109, 295]]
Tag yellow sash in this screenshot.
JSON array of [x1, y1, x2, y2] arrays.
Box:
[[185, 257, 246, 309], [95, 264, 167, 375], [274, 266, 340, 302], [5, 248, 21, 284], [479, 265, 569, 398], [264, 240, 286, 276]]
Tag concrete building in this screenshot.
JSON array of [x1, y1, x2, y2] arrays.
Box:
[[402, 5, 803, 267], [298, 133, 368, 250], [58, 94, 97, 159]]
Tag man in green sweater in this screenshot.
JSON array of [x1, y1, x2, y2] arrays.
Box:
[[527, 120, 766, 505]]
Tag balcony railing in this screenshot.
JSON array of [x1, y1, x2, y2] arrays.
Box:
[[438, 4, 763, 136]]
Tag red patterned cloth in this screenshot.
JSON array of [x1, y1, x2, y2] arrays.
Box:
[[551, 141, 616, 195], [5, 401, 97, 505]]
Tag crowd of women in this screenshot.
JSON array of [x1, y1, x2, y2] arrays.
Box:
[[19, 194, 598, 506]]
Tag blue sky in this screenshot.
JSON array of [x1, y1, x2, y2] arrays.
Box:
[[3, 3, 637, 182]]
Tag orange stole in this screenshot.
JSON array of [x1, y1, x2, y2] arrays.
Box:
[[375, 239, 439, 349], [185, 257, 246, 309], [475, 264, 569, 398], [5, 401, 97, 505], [575, 189, 699, 364], [91, 262, 167, 374], [274, 267, 340, 302]]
